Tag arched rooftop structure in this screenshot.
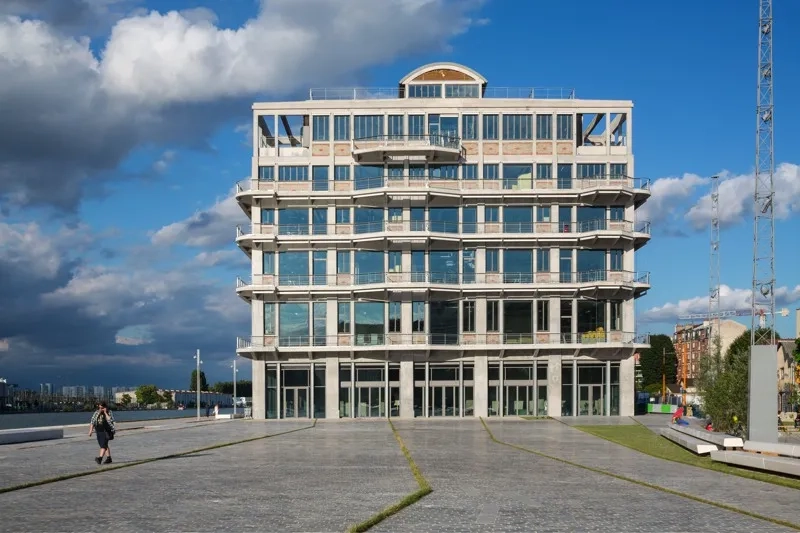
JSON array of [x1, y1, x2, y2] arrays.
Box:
[[398, 62, 488, 87]]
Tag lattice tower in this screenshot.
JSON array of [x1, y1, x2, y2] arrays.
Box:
[[709, 175, 721, 361]]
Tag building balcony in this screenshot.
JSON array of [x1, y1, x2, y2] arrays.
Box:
[[351, 135, 463, 163], [234, 175, 651, 208], [234, 270, 650, 299], [235, 219, 651, 251], [235, 331, 650, 355]]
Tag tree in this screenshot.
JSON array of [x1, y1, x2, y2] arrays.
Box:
[[120, 394, 132, 408], [160, 390, 174, 409], [190, 370, 208, 392], [135, 384, 161, 406], [212, 380, 252, 396], [638, 334, 677, 388]]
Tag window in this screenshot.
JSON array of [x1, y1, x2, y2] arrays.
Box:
[[429, 165, 458, 180], [485, 206, 499, 223], [278, 166, 308, 181], [577, 163, 605, 178], [487, 300, 499, 332], [503, 114, 533, 140], [502, 164, 533, 190], [445, 84, 479, 98], [409, 115, 424, 138], [333, 115, 350, 141], [483, 163, 499, 180], [536, 249, 550, 272], [412, 301, 425, 332], [610, 249, 623, 271], [609, 206, 625, 221], [408, 84, 441, 98], [389, 302, 401, 333], [338, 302, 350, 333], [312, 115, 329, 141], [486, 249, 499, 273], [463, 301, 476, 332], [354, 115, 383, 140], [482, 114, 498, 140], [610, 163, 627, 177], [388, 251, 402, 272], [264, 303, 275, 335], [388, 115, 404, 138], [336, 208, 350, 224], [261, 208, 274, 225], [462, 207, 477, 234], [557, 163, 572, 188], [463, 164, 478, 180], [279, 302, 309, 345], [334, 165, 350, 181], [263, 251, 274, 274], [337, 251, 351, 274], [312, 166, 329, 191], [536, 300, 550, 331], [536, 114, 552, 140], [462, 115, 478, 140], [536, 163, 552, 180], [556, 114, 573, 140], [258, 166, 274, 181], [388, 207, 402, 222], [610, 301, 623, 331], [536, 206, 551, 222]]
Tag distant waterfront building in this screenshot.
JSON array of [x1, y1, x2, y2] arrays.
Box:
[[39, 383, 52, 395], [91, 385, 106, 399], [235, 62, 651, 420], [114, 389, 232, 408], [673, 319, 747, 385]]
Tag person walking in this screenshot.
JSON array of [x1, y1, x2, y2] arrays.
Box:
[[88, 401, 116, 465]]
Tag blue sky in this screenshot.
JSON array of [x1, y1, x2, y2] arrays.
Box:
[[0, 0, 798, 390]]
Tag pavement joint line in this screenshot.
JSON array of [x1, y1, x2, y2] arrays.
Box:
[[0, 420, 317, 495], [346, 420, 432, 533], [479, 418, 800, 532]]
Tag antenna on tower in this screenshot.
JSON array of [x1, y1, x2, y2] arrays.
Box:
[[752, 0, 775, 345], [709, 175, 721, 364]]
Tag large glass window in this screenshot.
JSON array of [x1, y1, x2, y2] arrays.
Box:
[[388, 251, 402, 272], [409, 115, 424, 138], [536, 249, 550, 272], [503, 164, 533, 190], [312, 251, 327, 285], [279, 251, 308, 285], [312, 207, 327, 235], [279, 303, 309, 346], [486, 249, 499, 273], [313, 302, 327, 345], [577, 250, 606, 281], [411, 251, 425, 282], [502, 114, 533, 140], [577, 163, 605, 179], [610, 249, 623, 271], [536, 163, 552, 180], [482, 114, 498, 140], [609, 206, 625, 221], [577, 300, 606, 337], [333, 116, 350, 141], [504, 301, 532, 343], [412, 301, 425, 332], [337, 250, 351, 274], [338, 301, 350, 333], [258, 166, 274, 181], [557, 163, 572, 189], [536, 114, 552, 140], [263, 251, 274, 274], [504, 206, 533, 233], [355, 250, 384, 284], [312, 115, 329, 141], [312, 166, 329, 192], [336, 208, 350, 224], [463, 249, 476, 283], [264, 302, 275, 335], [445, 84, 479, 98], [278, 166, 308, 181], [334, 165, 350, 181], [487, 300, 499, 332], [462, 114, 478, 140], [429, 164, 458, 180], [610, 163, 627, 177], [389, 302, 401, 333], [557, 114, 573, 140], [504, 249, 533, 283], [610, 301, 623, 331], [429, 207, 458, 233], [485, 206, 499, 222], [577, 206, 606, 232], [354, 165, 383, 190], [536, 300, 549, 331], [408, 84, 441, 98], [463, 301, 476, 332], [261, 208, 275, 225], [278, 208, 308, 235], [354, 207, 383, 233], [463, 164, 478, 180], [430, 301, 458, 344], [536, 206, 551, 222], [354, 115, 383, 140], [388, 115, 404, 138], [462, 207, 477, 233], [354, 302, 384, 345], [430, 251, 458, 283], [560, 249, 573, 282]]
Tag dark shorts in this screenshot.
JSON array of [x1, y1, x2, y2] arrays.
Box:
[[95, 429, 110, 449]]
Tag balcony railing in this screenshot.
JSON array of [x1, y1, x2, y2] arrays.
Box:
[[236, 219, 652, 239], [237, 331, 648, 350], [307, 87, 576, 101], [236, 270, 650, 290], [235, 174, 651, 195], [353, 134, 461, 151]]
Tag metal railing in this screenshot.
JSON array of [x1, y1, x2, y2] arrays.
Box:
[[236, 270, 650, 289], [235, 174, 652, 195], [307, 87, 576, 101], [236, 219, 652, 239], [353, 134, 461, 151], [237, 331, 648, 350]]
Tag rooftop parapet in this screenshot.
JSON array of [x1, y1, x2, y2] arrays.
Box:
[[307, 86, 576, 101]]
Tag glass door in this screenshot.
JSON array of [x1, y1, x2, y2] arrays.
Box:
[[283, 387, 308, 418], [578, 385, 604, 416], [356, 386, 385, 417], [429, 385, 459, 416]]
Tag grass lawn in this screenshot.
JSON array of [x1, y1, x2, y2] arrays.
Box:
[[575, 424, 800, 491]]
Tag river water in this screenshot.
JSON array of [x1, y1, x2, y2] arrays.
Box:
[[0, 408, 237, 430]]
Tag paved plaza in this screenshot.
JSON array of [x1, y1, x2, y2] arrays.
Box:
[[0, 417, 797, 532]]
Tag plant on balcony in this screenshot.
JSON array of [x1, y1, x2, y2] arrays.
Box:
[[581, 327, 605, 344]]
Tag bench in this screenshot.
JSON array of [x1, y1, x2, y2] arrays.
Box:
[[215, 413, 244, 420], [0, 427, 64, 445], [660, 427, 718, 455], [669, 424, 744, 448], [743, 441, 800, 459], [710, 449, 800, 477]]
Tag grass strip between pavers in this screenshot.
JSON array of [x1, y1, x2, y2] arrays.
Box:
[[577, 421, 800, 492], [347, 420, 432, 533], [480, 418, 800, 531], [0, 420, 317, 495]]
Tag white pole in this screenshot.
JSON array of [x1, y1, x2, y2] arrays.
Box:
[[196, 349, 201, 420], [233, 358, 237, 415]]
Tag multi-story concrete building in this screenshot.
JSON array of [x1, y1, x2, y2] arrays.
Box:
[[235, 62, 651, 420], [673, 319, 747, 384]]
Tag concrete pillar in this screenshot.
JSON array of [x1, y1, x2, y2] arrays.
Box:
[[325, 356, 339, 419], [400, 360, 414, 418], [499, 359, 505, 417], [251, 357, 265, 419], [605, 360, 611, 416], [571, 359, 578, 417], [619, 355, 634, 416], [474, 356, 488, 417], [547, 355, 561, 417]]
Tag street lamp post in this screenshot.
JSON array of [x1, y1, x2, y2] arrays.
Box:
[[194, 349, 202, 420], [231, 358, 239, 415]]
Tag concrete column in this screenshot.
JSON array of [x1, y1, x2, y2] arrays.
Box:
[[605, 360, 612, 416], [325, 356, 339, 419], [252, 301, 263, 337], [276, 361, 282, 419], [350, 361, 355, 418], [400, 360, 414, 418], [474, 356, 488, 417], [571, 359, 578, 417], [459, 360, 464, 417], [251, 357, 265, 419], [384, 361, 390, 418], [547, 355, 561, 417], [619, 355, 634, 416], [424, 362, 430, 417], [499, 360, 505, 417]]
